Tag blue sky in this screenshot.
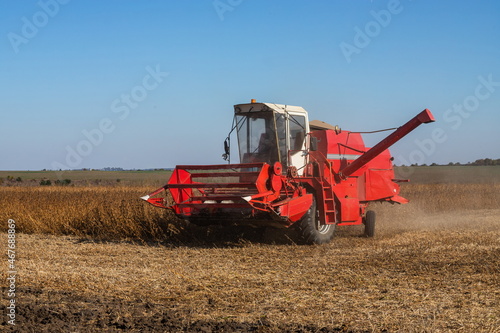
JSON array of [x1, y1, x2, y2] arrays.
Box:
[[1, 0, 499, 170]]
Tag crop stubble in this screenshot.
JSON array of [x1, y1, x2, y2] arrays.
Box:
[[0, 182, 499, 332]]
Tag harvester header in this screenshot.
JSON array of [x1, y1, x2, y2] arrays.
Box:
[[143, 101, 435, 244]]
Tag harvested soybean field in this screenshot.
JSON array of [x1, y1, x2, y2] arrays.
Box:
[[1, 167, 499, 332]]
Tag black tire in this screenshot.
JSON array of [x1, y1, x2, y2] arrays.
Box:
[[294, 196, 335, 245], [364, 210, 376, 237]]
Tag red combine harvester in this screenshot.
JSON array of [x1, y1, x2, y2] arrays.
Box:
[[142, 101, 435, 244]]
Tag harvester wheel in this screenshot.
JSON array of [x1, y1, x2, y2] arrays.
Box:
[[295, 197, 335, 245], [364, 210, 376, 237]]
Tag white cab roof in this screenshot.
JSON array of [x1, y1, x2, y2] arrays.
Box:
[[234, 102, 307, 115]]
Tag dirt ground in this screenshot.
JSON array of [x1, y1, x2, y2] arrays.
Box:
[[1, 208, 499, 332]]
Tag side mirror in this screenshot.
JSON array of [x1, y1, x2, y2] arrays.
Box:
[[310, 137, 318, 151], [222, 138, 230, 161]]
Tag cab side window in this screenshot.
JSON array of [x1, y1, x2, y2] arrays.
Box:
[[290, 115, 306, 151]]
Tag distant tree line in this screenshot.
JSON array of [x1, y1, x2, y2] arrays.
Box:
[[469, 158, 500, 166], [399, 158, 500, 167]]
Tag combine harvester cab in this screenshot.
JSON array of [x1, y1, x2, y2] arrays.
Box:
[[143, 101, 435, 244]]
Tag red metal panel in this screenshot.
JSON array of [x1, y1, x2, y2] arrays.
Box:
[[337, 197, 359, 222], [337, 219, 362, 226], [177, 203, 250, 209], [168, 168, 193, 215], [189, 195, 251, 201], [334, 177, 358, 198], [167, 183, 256, 189], [255, 164, 269, 189], [277, 194, 313, 222], [325, 131, 366, 174], [176, 163, 265, 170], [190, 172, 259, 178], [390, 195, 409, 204], [364, 169, 398, 201]]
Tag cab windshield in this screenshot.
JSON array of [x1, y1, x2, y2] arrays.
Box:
[[236, 111, 280, 165]]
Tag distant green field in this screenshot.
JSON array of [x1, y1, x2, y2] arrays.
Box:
[[0, 166, 498, 186]]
